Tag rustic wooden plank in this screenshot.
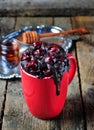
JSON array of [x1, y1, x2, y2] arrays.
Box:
[[15, 17, 53, 30], [0, 17, 16, 36], [54, 17, 72, 30], [0, 0, 94, 16], [72, 16, 94, 130], [60, 53, 85, 130], [0, 17, 16, 129], [76, 40, 94, 130], [2, 79, 33, 130], [71, 16, 94, 47], [71, 16, 94, 33], [54, 18, 85, 130], [0, 80, 7, 128]]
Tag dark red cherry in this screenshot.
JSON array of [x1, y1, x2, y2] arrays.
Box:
[[61, 57, 65, 61], [34, 48, 45, 57], [33, 41, 42, 48], [21, 52, 30, 61], [26, 60, 37, 70], [34, 49, 41, 56], [45, 69, 51, 77], [45, 55, 53, 63], [50, 45, 59, 52]]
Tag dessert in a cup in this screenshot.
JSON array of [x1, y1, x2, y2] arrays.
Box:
[[21, 41, 69, 95], [20, 41, 76, 119]]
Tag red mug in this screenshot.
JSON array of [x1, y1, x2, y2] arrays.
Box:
[[20, 53, 77, 119]]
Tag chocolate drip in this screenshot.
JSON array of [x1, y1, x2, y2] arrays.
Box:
[[51, 67, 60, 96]]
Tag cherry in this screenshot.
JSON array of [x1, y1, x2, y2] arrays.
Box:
[[34, 49, 41, 56], [45, 69, 51, 77], [26, 60, 37, 70], [33, 41, 42, 48], [61, 57, 65, 61], [34, 48, 45, 57], [50, 45, 59, 52], [21, 52, 30, 61], [45, 55, 53, 63]]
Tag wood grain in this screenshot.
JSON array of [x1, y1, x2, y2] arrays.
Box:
[[76, 40, 94, 130], [0, 80, 7, 127], [54, 17, 72, 30], [72, 16, 94, 130], [0, 17, 16, 129], [0, 17, 16, 36], [15, 17, 53, 30], [0, 1, 94, 16], [60, 53, 85, 130], [2, 79, 38, 130]]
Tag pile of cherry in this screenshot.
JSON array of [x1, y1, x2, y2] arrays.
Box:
[[21, 41, 70, 95]]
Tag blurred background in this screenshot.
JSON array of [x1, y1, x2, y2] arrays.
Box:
[[0, 0, 94, 17]]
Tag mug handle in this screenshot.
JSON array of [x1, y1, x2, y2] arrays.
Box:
[[67, 53, 77, 84]]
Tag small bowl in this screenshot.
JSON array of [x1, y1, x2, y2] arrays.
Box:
[[0, 25, 72, 79]]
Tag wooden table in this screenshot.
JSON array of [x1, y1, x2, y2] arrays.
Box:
[[0, 16, 94, 130], [0, 0, 94, 16]]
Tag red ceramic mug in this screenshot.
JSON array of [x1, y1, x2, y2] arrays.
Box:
[[20, 53, 77, 119]]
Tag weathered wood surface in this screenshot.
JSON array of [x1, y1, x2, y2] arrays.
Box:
[[0, 17, 16, 129], [0, 16, 94, 130], [0, 17, 16, 36], [0, 0, 94, 16], [72, 16, 94, 130], [0, 17, 16, 128], [0, 80, 7, 128]]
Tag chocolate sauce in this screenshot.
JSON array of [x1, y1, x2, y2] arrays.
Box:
[[51, 67, 60, 95]]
